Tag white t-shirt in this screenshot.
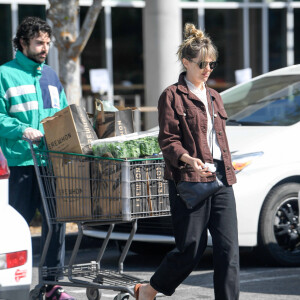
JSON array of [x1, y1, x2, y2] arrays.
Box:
[[185, 77, 222, 160]]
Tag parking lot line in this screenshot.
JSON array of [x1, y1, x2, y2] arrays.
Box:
[[240, 274, 299, 284]]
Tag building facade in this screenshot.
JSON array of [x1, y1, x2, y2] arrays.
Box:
[[1, 0, 299, 128]]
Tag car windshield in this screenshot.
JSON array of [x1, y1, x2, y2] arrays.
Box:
[[222, 75, 300, 126]]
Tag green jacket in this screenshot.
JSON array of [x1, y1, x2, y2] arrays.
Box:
[[0, 51, 68, 166]]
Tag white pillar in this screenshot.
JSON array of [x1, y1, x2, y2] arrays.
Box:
[[198, 0, 205, 31], [243, 2, 250, 69], [104, 5, 114, 103], [143, 0, 181, 129], [11, 2, 18, 58]]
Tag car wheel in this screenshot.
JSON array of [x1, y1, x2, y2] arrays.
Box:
[[258, 182, 300, 266]]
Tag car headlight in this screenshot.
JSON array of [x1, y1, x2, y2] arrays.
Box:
[[231, 151, 264, 173]]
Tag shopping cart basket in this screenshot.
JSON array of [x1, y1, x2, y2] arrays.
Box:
[[26, 139, 170, 300]]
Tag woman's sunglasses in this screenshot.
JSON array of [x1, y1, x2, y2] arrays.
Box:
[[189, 60, 218, 70]]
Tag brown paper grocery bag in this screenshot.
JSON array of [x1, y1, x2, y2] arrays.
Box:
[[94, 99, 135, 139]]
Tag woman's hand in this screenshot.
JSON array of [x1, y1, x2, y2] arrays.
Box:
[[180, 153, 212, 177]]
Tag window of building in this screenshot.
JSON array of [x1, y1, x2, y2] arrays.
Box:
[[205, 9, 244, 90], [269, 8, 287, 71], [0, 4, 12, 65], [111, 7, 143, 89], [0, 0, 297, 97], [294, 8, 300, 64], [80, 7, 106, 86], [182, 9, 198, 29], [18, 4, 46, 23], [249, 9, 262, 77]]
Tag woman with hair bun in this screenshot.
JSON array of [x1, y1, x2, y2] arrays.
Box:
[[134, 23, 239, 300]]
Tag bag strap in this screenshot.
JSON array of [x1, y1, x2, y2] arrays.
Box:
[[206, 84, 215, 157]]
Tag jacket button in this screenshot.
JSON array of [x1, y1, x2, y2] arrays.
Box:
[[226, 166, 231, 170], [218, 131, 222, 136], [223, 149, 227, 153]]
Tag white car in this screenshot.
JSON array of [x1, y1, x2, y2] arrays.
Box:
[[222, 64, 300, 266], [0, 148, 32, 299], [85, 64, 300, 267]]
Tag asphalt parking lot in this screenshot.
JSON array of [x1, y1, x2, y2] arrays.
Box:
[[30, 237, 300, 300]]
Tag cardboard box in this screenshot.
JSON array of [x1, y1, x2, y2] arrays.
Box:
[[41, 105, 97, 221], [42, 104, 98, 154], [50, 153, 92, 221], [91, 160, 123, 220]]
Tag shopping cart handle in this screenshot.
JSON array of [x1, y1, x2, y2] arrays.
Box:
[[22, 136, 33, 147], [22, 136, 45, 147]]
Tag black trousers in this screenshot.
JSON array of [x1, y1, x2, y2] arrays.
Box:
[[150, 162, 240, 299], [9, 166, 65, 281]]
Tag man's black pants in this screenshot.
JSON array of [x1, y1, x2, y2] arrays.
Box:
[[9, 165, 65, 281], [150, 176, 240, 299]]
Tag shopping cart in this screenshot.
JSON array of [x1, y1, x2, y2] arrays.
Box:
[[26, 139, 170, 300]]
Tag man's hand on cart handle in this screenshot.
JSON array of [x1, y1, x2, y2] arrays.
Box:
[[23, 127, 43, 141]]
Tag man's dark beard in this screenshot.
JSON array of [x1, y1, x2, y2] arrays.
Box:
[[27, 51, 47, 63]]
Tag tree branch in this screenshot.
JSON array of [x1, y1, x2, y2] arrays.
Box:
[[47, 0, 73, 50], [69, 0, 103, 58]]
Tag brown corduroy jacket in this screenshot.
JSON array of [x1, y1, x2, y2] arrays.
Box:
[[157, 72, 237, 185]]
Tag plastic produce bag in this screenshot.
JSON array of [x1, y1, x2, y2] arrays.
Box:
[[92, 130, 161, 159]]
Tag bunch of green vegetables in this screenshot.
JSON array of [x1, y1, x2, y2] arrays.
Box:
[[92, 136, 161, 159]]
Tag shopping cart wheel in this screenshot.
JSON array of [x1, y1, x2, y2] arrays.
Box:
[[113, 293, 130, 300], [86, 287, 101, 300], [29, 287, 44, 300]]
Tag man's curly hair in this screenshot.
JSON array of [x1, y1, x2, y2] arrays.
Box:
[[13, 16, 52, 52]]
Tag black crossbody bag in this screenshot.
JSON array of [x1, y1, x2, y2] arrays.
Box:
[[176, 86, 224, 209]]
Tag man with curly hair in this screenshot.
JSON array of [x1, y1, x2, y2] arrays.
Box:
[[0, 16, 75, 300]]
